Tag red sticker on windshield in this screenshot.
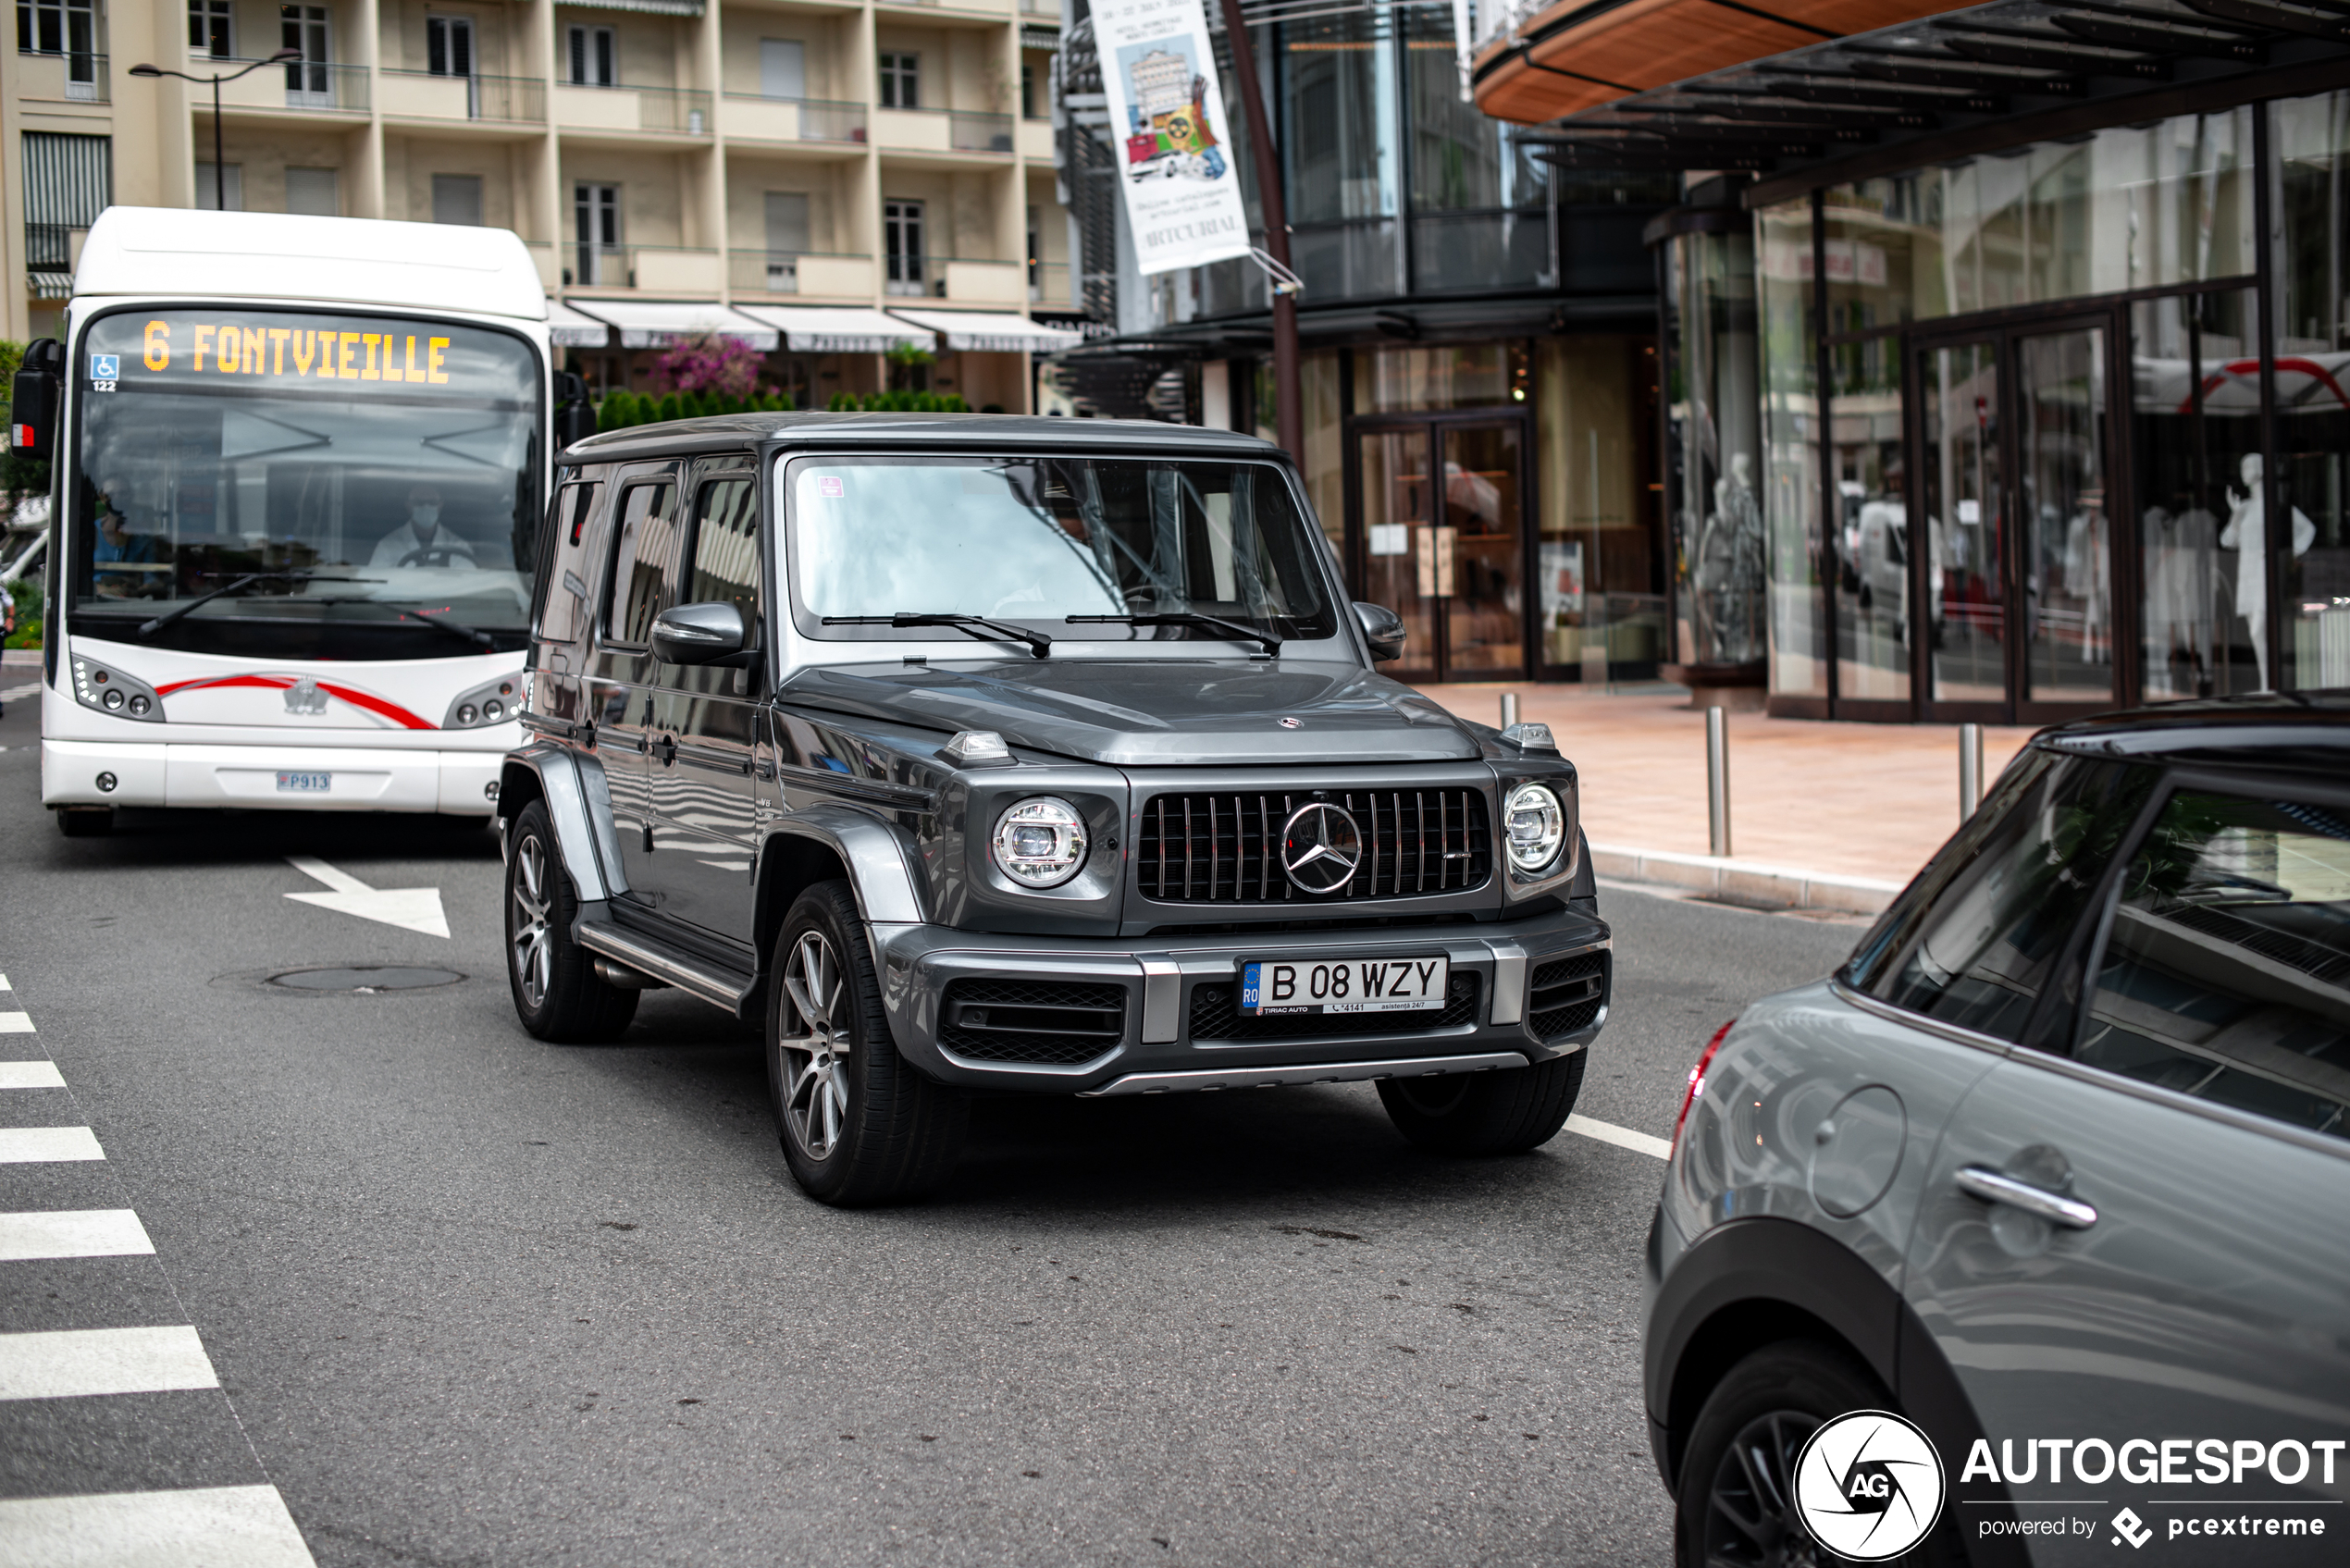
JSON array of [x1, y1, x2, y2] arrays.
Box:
[[817, 475, 844, 499]]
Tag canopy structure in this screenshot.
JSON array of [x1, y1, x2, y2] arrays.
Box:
[[545, 299, 612, 349], [731, 304, 937, 353], [563, 300, 780, 351], [886, 309, 1086, 355]]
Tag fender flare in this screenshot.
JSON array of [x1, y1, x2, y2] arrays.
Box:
[[760, 804, 928, 929], [499, 744, 620, 904]]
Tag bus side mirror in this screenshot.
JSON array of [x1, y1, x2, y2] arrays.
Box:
[[554, 370, 594, 450], [10, 339, 62, 456]]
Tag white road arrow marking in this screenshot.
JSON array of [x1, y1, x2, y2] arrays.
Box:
[[283, 856, 450, 938]]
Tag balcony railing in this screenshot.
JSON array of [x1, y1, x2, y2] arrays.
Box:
[[18, 50, 106, 102], [1020, 0, 1058, 12], [554, 81, 712, 135], [876, 106, 1015, 155], [1028, 259, 1070, 305], [720, 94, 866, 144], [380, 69, 545, 124], [564, 244, 723, 292], [949, 110, 1015, 154], [728, 250, 874, 295], [204, 56, 370, 113]]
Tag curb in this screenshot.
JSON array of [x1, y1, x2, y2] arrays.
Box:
[[1590, 845, 1904, 917]]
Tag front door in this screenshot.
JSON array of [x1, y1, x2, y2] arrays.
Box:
[[1350, 418, 1528, 683], [1914, 318, 2121, 722]]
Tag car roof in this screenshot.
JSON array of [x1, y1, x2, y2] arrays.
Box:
[[2035, 691, 2350, 771], [561, 411, 1288, 463]]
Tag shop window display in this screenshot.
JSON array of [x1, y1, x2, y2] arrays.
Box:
[[1759, 196, 1825, 698], [1831, 335, 1907, 701], [2273, 91, 2350, 689], [1537, 337, 1654, 674], [1663, 225, 1764, 670]]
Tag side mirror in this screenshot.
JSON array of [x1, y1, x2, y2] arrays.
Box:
[[10, 339, 62, 456], [554, 370, 595, 449], [651, 600, 749, 665], [1353, 600, 1406, 661]]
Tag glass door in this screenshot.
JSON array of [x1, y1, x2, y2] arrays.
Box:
[[1356, 426, 1437, 682], [1351, 419, 1528, 683], [1919, 339, 2006, 710], [2016, 325, 2114, 710]]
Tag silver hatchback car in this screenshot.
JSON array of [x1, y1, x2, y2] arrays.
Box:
[[1644, 698, 2350, 1566]]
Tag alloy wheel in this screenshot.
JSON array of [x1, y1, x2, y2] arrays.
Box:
[[778, 931, 851, 1159], [1702, 1410, 1822, 1568], [510, 832, 552, 1010]]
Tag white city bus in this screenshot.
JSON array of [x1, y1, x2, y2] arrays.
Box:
[[16, 208, 589, 833]]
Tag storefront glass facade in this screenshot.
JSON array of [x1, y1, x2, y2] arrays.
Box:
[[1725, 85, 2350, 718]]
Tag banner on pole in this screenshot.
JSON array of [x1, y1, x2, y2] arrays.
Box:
[[1091, 0, 1255, 277]]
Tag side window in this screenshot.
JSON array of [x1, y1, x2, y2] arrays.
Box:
[[605, 481, 678, 647], [533, 481, 600, 644], [2077, 786, 2350, 1140], [1855, 753, 2153, 1043], [686, 476, 760, 626]]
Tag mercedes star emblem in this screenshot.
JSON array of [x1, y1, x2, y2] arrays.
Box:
[[1278, 716, 1303, 729], [1281, 802, 1363, 895]]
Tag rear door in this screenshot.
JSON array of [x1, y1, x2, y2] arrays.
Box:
[[1905, 771, 2350, 1560], [590, 467, 683, 907]]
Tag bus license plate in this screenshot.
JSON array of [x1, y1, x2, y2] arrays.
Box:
[[1240, 957, 1449, 1017], [276, 772, 331, 793]]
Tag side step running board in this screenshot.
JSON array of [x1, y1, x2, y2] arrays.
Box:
[[1079, 1051, 1528, 1098], [575, 920, 756, 1015]]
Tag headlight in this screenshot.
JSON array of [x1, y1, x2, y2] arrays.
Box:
[[1503, 782, 1565, 873], [992, 796, 1089, 888]]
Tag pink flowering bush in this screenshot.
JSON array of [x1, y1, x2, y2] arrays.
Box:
[[651, 332, 768, 399]]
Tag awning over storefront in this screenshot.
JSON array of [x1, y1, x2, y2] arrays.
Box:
[[563, 300, 779, 351], [731, 304, 935, 354], [545, 299, 612, 349], [887, 309, 1086, 355]]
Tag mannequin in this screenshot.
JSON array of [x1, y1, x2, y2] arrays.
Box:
[[2220, 452, 2314, 690], [1696, 451, 1764, 662]]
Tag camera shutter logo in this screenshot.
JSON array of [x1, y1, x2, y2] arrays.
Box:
[[1280, 802, 1362, 895], [1791, 1410, 1946, 1562]]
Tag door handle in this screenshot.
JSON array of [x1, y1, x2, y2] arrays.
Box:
[[1955, 1165, 2097, 1229], [651, 734, 677, 768]]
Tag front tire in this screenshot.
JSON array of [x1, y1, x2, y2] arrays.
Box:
[[1377, 1048, 1584, 1155], [766, 881, 966, 1205], [504, 799, 637, 1043]]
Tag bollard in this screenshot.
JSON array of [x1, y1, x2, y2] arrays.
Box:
[[1500, 692, 1520, 730], [1706, 706, 1731, 858], [1959, 722, 1984, 821]]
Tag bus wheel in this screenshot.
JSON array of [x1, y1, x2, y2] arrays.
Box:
[[56, 809, 113, 838]]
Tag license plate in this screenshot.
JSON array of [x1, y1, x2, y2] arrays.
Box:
[[1240, 956, 1450, 1017], [276, 772, 331, 793]]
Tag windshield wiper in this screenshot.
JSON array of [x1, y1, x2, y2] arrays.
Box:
[[300, 598, 500, 650], [135, 571, 377, 636], [1066, 611, 1281, 657], [822, 612, 1051, 659]]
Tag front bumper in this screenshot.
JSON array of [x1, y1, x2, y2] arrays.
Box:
[[43, 737, 508, 814], [872, 903, 1611, 1095]]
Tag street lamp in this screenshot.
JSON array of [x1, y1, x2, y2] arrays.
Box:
[[129, 49, 304, 213]]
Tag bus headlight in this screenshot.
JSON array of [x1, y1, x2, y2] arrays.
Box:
[[69, 657, 163, 722], [443, 676, 523, 730]]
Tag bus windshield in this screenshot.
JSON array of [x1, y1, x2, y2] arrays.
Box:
[[69, 307, 542, 658]]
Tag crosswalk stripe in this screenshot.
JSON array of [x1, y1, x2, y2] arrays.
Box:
[[0, 1062, 65, 1089], [0, 1484, 316, 1566], [1565, 1114, 1672, 1161], [0, 1210, 156, 1262], [0, 1326, 219, 1401], [0, 1014, 34, 1034], [0, 1128, 105, 1163]]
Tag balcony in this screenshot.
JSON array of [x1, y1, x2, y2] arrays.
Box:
[[18, 50, 106, 103], [721, 95, 866, 145], [728, 250, 874, 296], [555, 82, 712, 137], [875, 108, 1014, 156], [204, 56, 369, 114], [380, 70, 545, 125], [565, 244, 724, 293], [1028, 259, 1070, 305]]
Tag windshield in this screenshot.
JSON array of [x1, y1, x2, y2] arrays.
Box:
[[785, 454, 1338, 646], [69, 307, 542, 657]]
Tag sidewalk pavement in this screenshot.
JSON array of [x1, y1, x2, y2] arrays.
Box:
[[1416, 682, 2039, 916]]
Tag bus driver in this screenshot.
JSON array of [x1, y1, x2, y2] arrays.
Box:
[[371, 484, 476, 570]]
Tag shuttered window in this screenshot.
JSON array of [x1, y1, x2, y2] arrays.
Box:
[[22, 130, 111, 295]]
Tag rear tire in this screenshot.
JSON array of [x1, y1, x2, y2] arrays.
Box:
[[1377, 1048, 1585, 1155], [56, 809, 113, 838], [766, 881, 966, 1206], [504, 799, 637, 1043]]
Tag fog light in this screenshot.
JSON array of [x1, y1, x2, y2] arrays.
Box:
[[484, 781, 501, 801], [95, 772, 118, 793]]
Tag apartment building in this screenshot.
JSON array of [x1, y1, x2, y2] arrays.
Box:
[[2, 0, 1079, 407]]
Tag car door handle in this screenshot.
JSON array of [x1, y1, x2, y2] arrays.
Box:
[[1955, 1165, 2097, 1229], [650, 735, 677, 768]]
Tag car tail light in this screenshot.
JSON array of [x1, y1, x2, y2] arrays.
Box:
[[1673, 1019, 1736, 1158]]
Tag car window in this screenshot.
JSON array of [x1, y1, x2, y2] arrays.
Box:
[[605, 481, 677, 648], [534, 481, 599, 644], [686, 477, 759, 625], [2076, 786, 2350, 1141], [1854, 753, 2153, 1043]]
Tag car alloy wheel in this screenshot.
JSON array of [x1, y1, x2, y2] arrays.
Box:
[[1702, 1410, 1823, 1568], [777, 930, 851, 1159], [510, 830, 553, 1011]]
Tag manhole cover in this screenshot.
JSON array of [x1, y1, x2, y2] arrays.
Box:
[[266, 966, 465, 993]]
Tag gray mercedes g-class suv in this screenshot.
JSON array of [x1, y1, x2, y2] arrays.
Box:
[[497, 413, 1611, 1204]]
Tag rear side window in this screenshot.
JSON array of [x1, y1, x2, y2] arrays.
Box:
[[2077, 787, 2350, 1141], [686, 476, 759, 626], [605, 482, 677, 647], [533, 481, 600, 644], [1852, 753, 2153, 1043]]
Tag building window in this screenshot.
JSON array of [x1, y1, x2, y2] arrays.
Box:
[[22, 130, 110, 299], [567, 24, 615, 87], [878, 52, 918, 110], [884, 198, 924, 295], [24, 0, 99, 95], [760, 38, 803, 99], [766, 191, 809, 291], [286, 166, 338, 216], [433, 173, 483, 226], [185, 0, 231, 58], [575, 182, 620, 284], [281, 5, 332, 105], [426, 16, 473, 77], [1021, 63, 1035, 118]]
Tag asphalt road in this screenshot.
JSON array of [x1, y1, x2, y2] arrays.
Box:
[[0, 685, 1866, 1567]]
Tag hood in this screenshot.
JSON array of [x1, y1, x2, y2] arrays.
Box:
[[778, 660, 1486, 767]]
